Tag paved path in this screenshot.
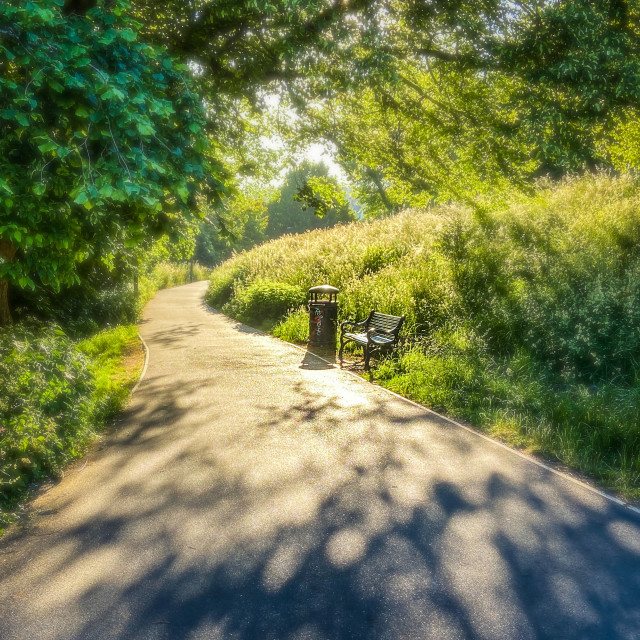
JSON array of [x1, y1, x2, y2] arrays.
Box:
[[1, 282, 640, 640]]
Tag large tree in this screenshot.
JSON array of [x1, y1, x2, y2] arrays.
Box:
[[126, 0, 640, 199], [0, 0, 225, 324], [279, 0, 640, 207]]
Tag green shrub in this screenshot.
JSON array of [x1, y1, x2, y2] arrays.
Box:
[[206, 261, 243, 308], [223, 280, 306, 328], [273, 306, 309, 344], [0, 324, 94, 511], [14, 278, 138, 337], [440, 177, 640, 382]]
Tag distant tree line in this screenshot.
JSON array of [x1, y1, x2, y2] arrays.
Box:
[[194, 162, 355, 267]]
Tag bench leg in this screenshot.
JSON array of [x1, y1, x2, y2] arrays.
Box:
[[338, 336, 345, 363], [364, 344, 371, 371]]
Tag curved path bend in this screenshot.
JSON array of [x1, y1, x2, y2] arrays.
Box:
[[1, 282, 640, 640]]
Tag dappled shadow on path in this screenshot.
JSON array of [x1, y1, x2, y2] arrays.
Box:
[[2, 375, 640, 640], [142, 323, 205, 350]]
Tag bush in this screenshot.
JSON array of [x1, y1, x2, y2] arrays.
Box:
[[206, 261, 242, 309], [13, 262, 211, 338], [223, 280, 306, 328], [440, 176, 640, 382], [0, 323, 94, 510], [273, 306, 309, 344], [13, 277, 138, 337]]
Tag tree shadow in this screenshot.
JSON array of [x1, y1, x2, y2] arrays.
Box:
[[1, 383, 640, 640]]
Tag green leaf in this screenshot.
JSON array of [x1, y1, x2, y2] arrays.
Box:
[[38, 140, 58, 154], [176, 184, 189, 203], [73, 191, 88, 205], [120, 28, 137, 42]]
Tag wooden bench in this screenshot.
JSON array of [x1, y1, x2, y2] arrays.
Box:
[[339, 310, 405, 370]]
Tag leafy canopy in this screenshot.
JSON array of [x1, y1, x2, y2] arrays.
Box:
[[0, 0, 224, 296], [128, 1, 640, 206]]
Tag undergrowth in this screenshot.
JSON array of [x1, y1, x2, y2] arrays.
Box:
[[0, 324, 141, 532], [207, 174, 640, 499]]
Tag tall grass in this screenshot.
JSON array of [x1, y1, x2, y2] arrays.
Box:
[[207, 174, 640, 498]]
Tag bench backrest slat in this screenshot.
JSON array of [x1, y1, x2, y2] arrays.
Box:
[[367, 311, 404, 335]]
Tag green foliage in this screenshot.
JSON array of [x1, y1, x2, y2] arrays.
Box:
[[265, 163, 356, 239], [0, 324, 93, 512], [441, 177, 640, 382], [257, 0, 640, 209], [0, 323, 94, 482], [78, 325, 141, 424], [194, 163, 354, 269], [147, 262, 210, 290], [14, 258, 210, 335], [272, 306, 309, 344], [14, 275, 137, 337], [195, 189, 271, 267], [206, 261, 242, 309], [222, 280, 306, 328], [207, 174, 640, 497], [0, 0, 224, 310], [0, 322, 142, 528]]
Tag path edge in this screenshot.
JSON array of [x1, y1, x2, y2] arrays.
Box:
[[130, 332, 149, 396], [202, 300, 640, 517]]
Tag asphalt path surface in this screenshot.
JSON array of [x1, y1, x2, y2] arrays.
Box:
[[1, 281, 640, 640]]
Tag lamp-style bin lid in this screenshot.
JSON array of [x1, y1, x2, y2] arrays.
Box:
[[309, 284, 339, 302]]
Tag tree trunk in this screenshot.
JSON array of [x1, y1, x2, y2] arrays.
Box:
[[0, 239, 16, 327], [365, 166, 396, 215]]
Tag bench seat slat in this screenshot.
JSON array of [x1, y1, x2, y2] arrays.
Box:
[[344, 331, 395, 346], [343, 331, 368, 345]]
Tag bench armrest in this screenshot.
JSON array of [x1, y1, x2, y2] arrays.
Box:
[[340, 319, 367, 331]]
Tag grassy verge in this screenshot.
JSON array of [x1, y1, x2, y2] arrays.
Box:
[[78, 325, 144, 425], [206, 174, 640, 501], [0, 261, 208, 535], [0, 324, 143, 533]]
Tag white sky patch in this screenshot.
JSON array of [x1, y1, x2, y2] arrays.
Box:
[[260, 91, 347, 184]]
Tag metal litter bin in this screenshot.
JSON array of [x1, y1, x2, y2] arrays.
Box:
[[308, 285, 339, 348]]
